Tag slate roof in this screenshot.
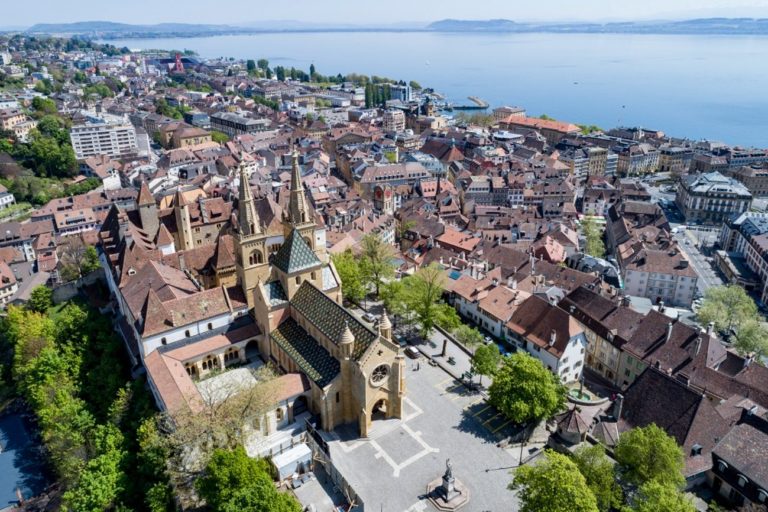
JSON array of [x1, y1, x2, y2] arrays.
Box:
[[291, 281, 376, 360], [272, 229, 321, 274], [271, 318, 340, 388]]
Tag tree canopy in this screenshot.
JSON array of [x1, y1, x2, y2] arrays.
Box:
[[401, 263, 458, 337], [614, 424, 685, 488], [582, 216, 605, 258], [572, 443, 623, 512], [359, 234, 396, 297], [697, 285, 767, 358], [331, 250, 366, 305], [629, 480, 696, 512], [196, 447, 301, 512], [470, 343, 500, 385], [488, 352, 566, 424], [511, 450, 599, 512]]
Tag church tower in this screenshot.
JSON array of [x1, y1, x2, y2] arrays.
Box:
[[173, 189, 194, 251], [137, 181, 159, 239], [283, 148, 317, 251], [234, 163, 269, 306]]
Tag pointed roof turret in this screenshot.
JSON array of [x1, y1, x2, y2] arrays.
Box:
[[155, 223, 174, 247], [286, 146, 310, 227], [379, 308, 392, 332], [138, 181, 154, 206], [340, 320, 355, 346], [237, 163, 261, 238], [272, 229, 321, 274]]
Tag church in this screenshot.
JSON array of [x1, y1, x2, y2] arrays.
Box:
[[99, 149, 405, 437]]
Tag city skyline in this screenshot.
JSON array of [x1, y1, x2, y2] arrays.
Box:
[[5, 0, 768, 28]]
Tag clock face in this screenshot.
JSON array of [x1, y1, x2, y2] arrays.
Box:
[[375, 188, 383, 199]]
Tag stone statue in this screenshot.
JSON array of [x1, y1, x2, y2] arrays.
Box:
[[444, 459, 453, 480]]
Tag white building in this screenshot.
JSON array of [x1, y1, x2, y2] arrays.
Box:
[[506, 295, 587, 383], [0, 261, 19, 307], [622, 247, 698, 307], [69, 114, 139, 159], [0, 184, 15, 210]]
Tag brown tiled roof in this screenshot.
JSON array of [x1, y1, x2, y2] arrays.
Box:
[[713, 422, 768, 490], [506, 296, 582, 359], [619, 367, 741, 477], [144, 349, 202, 414]]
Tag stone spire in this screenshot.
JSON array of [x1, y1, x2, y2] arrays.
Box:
[[379, 309, 392, 341], [287, 146, 309, 227], [339, 320, 355, 359], [237, 162, 261, 237]]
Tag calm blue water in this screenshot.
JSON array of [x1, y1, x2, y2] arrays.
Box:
[[109, 32, 768, 147]]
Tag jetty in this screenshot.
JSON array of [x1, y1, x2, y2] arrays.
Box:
[[447, 96, 490, 111]]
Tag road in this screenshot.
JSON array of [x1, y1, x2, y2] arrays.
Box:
[[673, 228, 724, 294]]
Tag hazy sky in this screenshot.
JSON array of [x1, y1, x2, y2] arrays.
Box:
[[6, 0, 768, 26]]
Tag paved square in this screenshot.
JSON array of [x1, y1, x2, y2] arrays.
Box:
[[322, 360, 521, 512]]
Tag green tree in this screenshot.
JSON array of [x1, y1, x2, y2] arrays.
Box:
[[573, 443, 622, 512], [31, 96, 58, 117], [309, 63, 316, 80], [27, 285, 53, 313], [582, 216, 605, 258], [331, 250, 366, 305], [697, 285, 758, 335], [257, 59, 269, 72], [732, 319, 768, 359], [246, 59, 256, 73], [488, 352, 566, 424], [359, 234, 396, 297], [629, 480, 695, 512], [409, 80, 422, 90], [196, 447, 301, 512], [614, 424, 685, 488], [401, 263, 451, 337], [63, 424, 126, 511], [210, 130, 229, 144], [470, 343, 500, 386], [510, 450, 599, 512], [453, 324, 484, 348]]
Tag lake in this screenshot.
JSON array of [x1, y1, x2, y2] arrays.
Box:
[[108, 31, 768, 147]]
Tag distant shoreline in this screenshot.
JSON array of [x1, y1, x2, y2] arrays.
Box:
[[17, 17, 768, 40]]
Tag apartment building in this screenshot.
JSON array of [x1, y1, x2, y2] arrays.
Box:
[[69, 115, 138, 159], [677, 172, 752, 225], [382, 109, 406, 134]]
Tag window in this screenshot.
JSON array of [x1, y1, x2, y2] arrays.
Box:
[[161, 337, 167, 345], [185, 330, 191, 338], [296, 276, 301, 285], [207, 322, 213, 331], [737, 474, 748, 488], [335, 392, 340, 403], [371, 365, 389, 385]]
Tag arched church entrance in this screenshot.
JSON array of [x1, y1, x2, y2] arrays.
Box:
[[372, 398, 389, 422]]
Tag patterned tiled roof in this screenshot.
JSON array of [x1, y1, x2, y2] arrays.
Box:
[[271, 318, 340, 387], [265, 280, 288, 306], [291, 281, 376, 360], [272, 229, 321, 274]]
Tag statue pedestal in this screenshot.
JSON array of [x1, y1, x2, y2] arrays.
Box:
[[426, 477, 470, 511]]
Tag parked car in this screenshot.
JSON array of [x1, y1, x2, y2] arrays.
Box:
[[362, 312, 376, 323], [395, 335, 408, 348], [405, 346, 420, 359]]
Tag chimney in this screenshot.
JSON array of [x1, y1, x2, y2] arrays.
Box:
[[621, 295, 631, 307], [694, 337, 702, 357], [569, 305, 576, 314], [549, 329, 557, 346], [658, 300, 665, 313], [706, 322, 715, 336], [612, 393, 624, 420], [549, 295, 558, 306], [178, 253, 186, 271], [665, 321, 674, 343]]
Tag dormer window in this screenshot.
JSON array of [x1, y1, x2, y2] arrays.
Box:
[[128, 267, 136, 276], [691, 444, 702, 456], [737, 474, 748, 488], [758, 489, 767, 503], [161, 337, 167, 345], [185, 330, 191, 338]]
